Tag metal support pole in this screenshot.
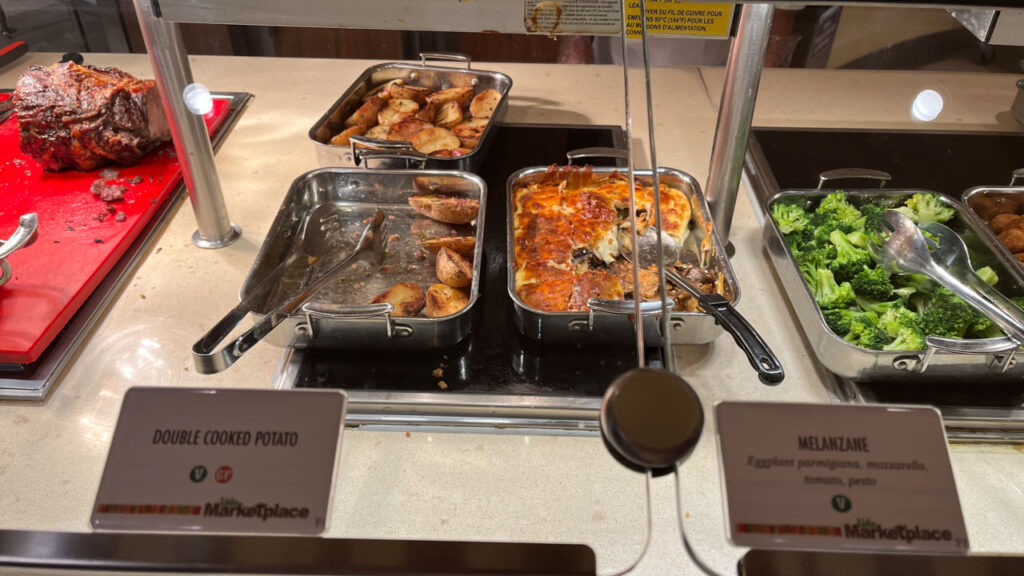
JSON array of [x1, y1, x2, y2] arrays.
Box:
[[705, 3, 773, 244], [131, 0, 241, 249]]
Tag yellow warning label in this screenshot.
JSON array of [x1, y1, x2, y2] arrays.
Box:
[[625, 1, 733, 38], [523, 0, 733, 39]]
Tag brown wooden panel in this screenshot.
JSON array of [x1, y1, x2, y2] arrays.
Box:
[[273, 28, 402, 59], [459, 33, 561, 63]]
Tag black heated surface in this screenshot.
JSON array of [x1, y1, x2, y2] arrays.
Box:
[[752, 128, 1024, 197], [752, 127, 1024, 411], [296, 123, 660, 396]]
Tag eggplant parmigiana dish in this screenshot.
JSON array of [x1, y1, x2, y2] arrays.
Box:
[[512, 165, 730, 312]]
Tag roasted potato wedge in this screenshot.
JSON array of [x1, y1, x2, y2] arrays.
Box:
[[410, 127, 460, 154], [426, 284, 470, 318], [388, 84, 431, 104], [426, 86, 474, 107], [452, 118, 487, 150], [436, 247, 473, 288], [377, 98, 419, 126], [364, 124, 391, 140], [345, 96, 385, 127], [364, 79, 402, 102], [435, 100, 464, 129], [409, 193, 480, 224], [419, 236, 476, 256], [330, 124, 368, 146], [370, 282, 425, 317], [387, 119, 433, 141], [469, 89, 501, 118], [414, 102, 438, 123], [413, 176, 480, 196]]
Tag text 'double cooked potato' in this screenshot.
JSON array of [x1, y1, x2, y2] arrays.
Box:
[[369, 282, 426, 316], [426, 284, 470, 318], [436, 247, 473, 288], [408, 193, 480, 225]]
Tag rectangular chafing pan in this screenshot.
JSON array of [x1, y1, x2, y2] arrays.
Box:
[[505, 165, 739, 346], [961, 182, 1024, 289], [241, 168, 486, 350], [308, 53, 511, 172], [764, 188, 1024, 382]]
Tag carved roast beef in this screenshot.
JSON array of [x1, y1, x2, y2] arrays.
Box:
[[13, 62, 171, 171]]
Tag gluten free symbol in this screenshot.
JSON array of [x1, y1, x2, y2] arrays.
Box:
[[831, 494, 852, 513], [215, 466, 234, 484], [190, 465, 208, 483]]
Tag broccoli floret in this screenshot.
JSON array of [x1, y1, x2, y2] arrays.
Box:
[[855, 295, 902, 317], [843, 317, 888, 350], [808, 212, 846, 245], [966, 312, 1003, 339], [859, 204, 887, 232], [823, 308, 878, 337], [921, 288, 975, 339], [894, 193, 954, 224], [828, 229, 873, 282], [893, 273, 934, 294], [877, 303, 922, 338], [845, 229, 872, 248], [851, 267, 894, 300], [814, 268, 856, 310], [883, 326, 927, 351], [974, 266, 999, 286], [894, 286, 918, 301], [816, 192, 863, 228], [771, 202, 811, 235]]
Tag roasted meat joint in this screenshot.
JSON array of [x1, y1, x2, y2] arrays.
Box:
[[13, 62, 170, 171]]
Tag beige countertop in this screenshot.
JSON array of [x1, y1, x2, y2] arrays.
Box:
[[0, 53, 1022, 575]]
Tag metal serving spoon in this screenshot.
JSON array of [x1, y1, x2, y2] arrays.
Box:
[[872, 210, 1024, 347], [193, 209, 388, 374], [624, 226, 785, 385]]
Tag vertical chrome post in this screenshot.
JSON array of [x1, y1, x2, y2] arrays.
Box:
[[706, 3, 773, 244], [131, 0, 242, 249]]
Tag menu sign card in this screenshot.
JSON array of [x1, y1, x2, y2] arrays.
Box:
[[92, 388, 346, 534], [716, 402, 968, 553]]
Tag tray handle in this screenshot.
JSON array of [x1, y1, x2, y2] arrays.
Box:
[[918, 335, 1020, 373], [1010, 168, 1024, 186], [817, 168, 891, 190], [566, 147, 629, 165], [420, 52, 472, 70], [351, 143, 428, 169], [300, 302, 411, 340]]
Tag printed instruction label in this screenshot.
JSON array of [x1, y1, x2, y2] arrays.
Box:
[[524, 0, 733, 39], [716, 402, 969, 553], [92, 388, 346, 534]]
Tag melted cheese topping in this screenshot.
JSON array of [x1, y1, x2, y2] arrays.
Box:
[[513, 167, 696, 312]]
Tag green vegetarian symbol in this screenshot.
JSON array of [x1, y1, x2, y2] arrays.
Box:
[[831, 494, 852, 513], [190, 465, 208, 483]]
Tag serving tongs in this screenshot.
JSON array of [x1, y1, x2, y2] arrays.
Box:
[[0, 213, 38, 288], [624, 226, 785, 385], [193, 210, 388, 374], [871, 210, 1024, 348]]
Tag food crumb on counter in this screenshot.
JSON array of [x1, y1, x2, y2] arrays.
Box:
[[415, 249, 427, 260], [90, 179, 125, 202], [387, 233, 400, 244], [405, 431, 411, 438], [431, 368, 443, 378], [437, 380, 448, 390], [114, 211, 126, 222], [99, 168, 120, 179], [140, 294, 146, 299], [93, 238, 103, 243], [128, 176, 143, 184]]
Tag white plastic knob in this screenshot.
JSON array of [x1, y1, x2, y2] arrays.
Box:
[[183, 83, 213, 115]]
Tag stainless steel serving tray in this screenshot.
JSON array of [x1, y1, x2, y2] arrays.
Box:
[[961, 183, 1024, 289], [505, 165, 739, 346], [765, 188, 1024, 382], [241, 168, 486, 350], [308, 53, 512, 172]]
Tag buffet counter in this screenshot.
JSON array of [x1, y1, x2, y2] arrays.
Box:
[[0, 53, 1022, 575]]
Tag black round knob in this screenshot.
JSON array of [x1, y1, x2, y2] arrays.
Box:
[[60, 52, 84, 65], [599, 368, 704, 476]]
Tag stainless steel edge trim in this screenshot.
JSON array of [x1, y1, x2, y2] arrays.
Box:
[[0, 529, 597, 575], [961, 186, 1024, 288]]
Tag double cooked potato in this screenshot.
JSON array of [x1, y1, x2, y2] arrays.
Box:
[[330, 79, 502, 157]]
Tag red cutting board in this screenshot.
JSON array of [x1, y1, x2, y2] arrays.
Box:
[[0, 93, 231, 364]]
